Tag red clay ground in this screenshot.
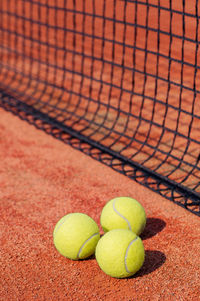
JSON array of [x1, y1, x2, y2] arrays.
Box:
[[1, 0, 200, 195], [0, 107, 200, 301]]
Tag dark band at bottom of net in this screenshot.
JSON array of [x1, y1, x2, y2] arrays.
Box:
[[1, 89, 199, 217]]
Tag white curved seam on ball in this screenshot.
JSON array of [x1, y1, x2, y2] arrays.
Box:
[[112, 199, 132, 230], [124, 237, 138, 273], [77, 233, 99, 259], [53, 215, 71, 238]]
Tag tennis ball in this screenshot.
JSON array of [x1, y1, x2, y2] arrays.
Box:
[[53, 213, 100, 260], [95, 229, 145, 278], [100, 197, 146, 235]]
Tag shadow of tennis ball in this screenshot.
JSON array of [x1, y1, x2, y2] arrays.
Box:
[[141, 218, 166, 240], [133, 250, 166, 278]]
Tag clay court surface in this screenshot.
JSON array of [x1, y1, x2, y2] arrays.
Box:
[[1, 0, 200, 193], [0, 108, 200, 301], [1, 0, 200, 300]]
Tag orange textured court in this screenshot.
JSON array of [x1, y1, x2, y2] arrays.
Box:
[[0, 108, 200, 300], [0, 0, 200, 300]]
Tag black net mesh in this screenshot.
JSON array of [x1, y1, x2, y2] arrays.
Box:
[[0, 0, 200, 216]]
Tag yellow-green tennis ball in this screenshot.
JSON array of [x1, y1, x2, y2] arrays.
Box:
[[95, 229, 145, 278], [53, 213, 100, 260], [100, 197, 146, 235]]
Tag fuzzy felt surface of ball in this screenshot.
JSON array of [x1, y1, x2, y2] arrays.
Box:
[[53, 213, 100, 260], [95, 229, 145, 278], [100, 197, 146, 235]]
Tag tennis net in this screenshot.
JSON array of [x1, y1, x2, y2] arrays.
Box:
[[0, 0, 200, 215]]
